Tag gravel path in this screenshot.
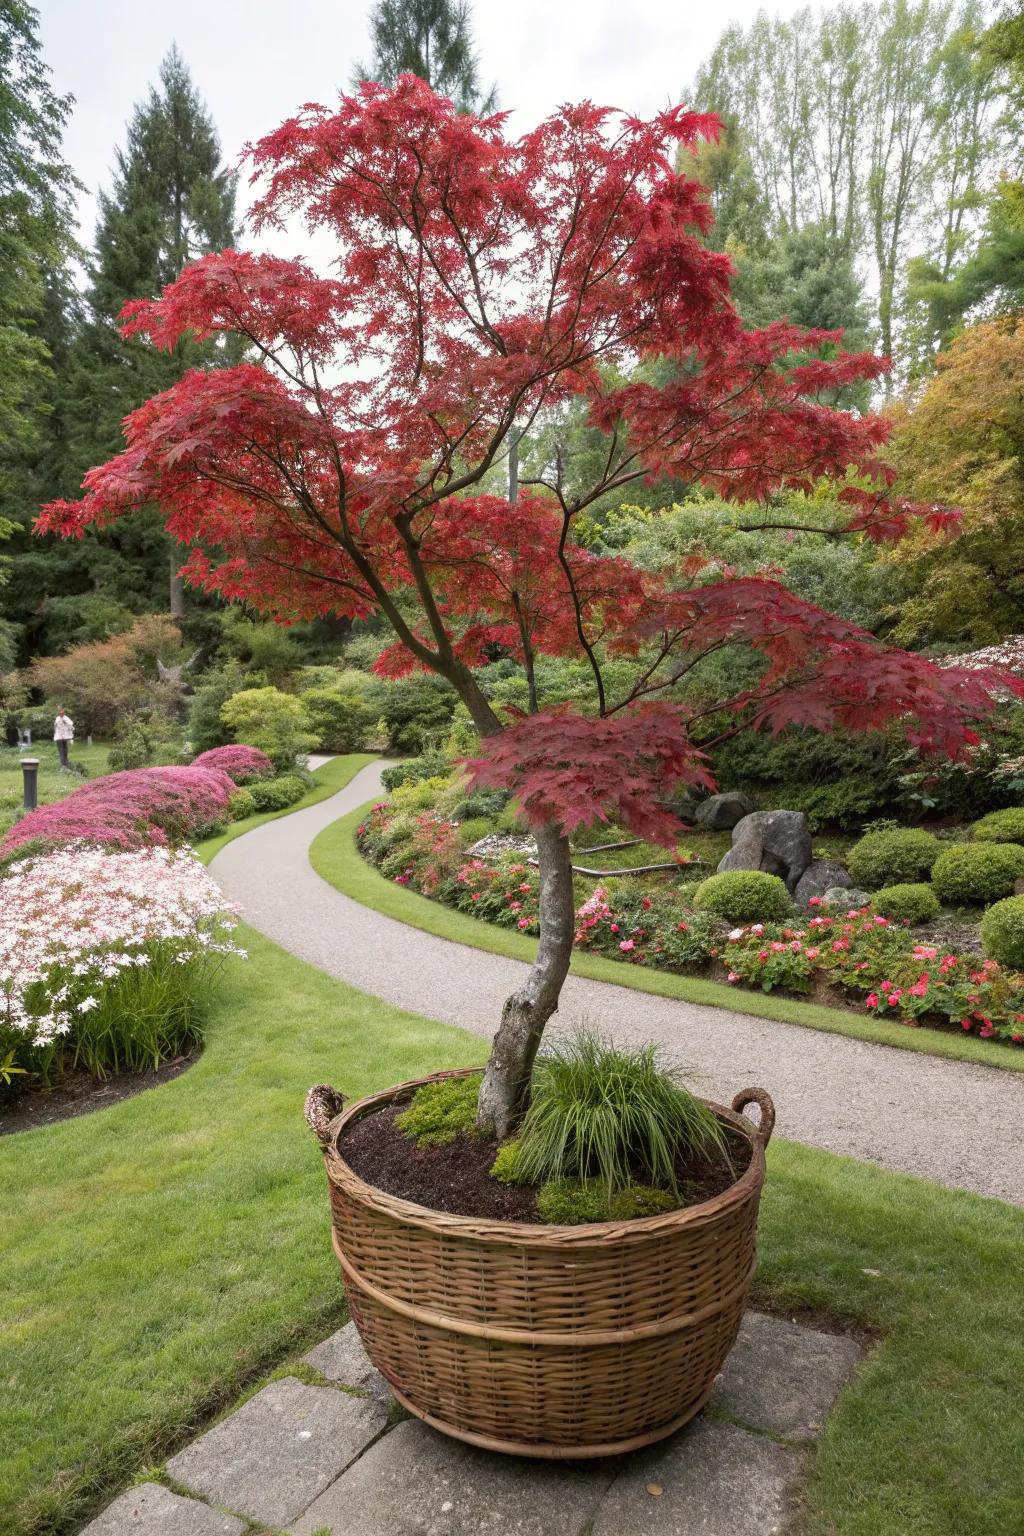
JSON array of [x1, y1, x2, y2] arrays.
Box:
[[212, 761, 1024, 1204]]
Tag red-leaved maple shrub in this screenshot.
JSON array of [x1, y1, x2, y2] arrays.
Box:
[[39, 78, 1019, 1133]]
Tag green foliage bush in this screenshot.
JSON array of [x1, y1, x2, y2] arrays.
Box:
[[691, 870, 791, 924], [871, 883, 940, 924], [847, 827, 941, 889], [187, 662, 248, 755], [972, 808, 1024, 845], [514, 1033, 725, 1197], [228, 787, 256, 821], [931, 843, 1024, 906], [375, 674, 457, 755], [713, 725, 900, 829], [247, 774, 307, 812], [535, 1179, 677, 1224], [981, 895, 1024, 970], [456, 816, 493, 848], [490, 1138, 526, 1185], [396, 1073, 480, 1147], [106, 717, 152, 772], [380, 752, 450, 791], [299, 686, 376, 753], [219, 687, 317, 770]]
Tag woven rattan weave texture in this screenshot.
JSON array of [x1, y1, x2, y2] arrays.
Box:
[[309, 1069, 774, 1457]]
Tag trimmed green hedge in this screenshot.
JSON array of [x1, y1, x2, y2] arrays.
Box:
[[692, 870, 791, 924]]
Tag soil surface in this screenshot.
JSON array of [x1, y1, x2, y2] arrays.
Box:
[[340, 1102, 749, 1223], [0, 1051, 196, 1136]]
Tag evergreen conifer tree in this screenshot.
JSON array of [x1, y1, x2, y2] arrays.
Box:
[[354, 0, 496, 113]]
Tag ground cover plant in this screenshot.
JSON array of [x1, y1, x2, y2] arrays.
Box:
[[0, 764, 236, 861], [42, 76, 1021, 1137], [0, 740, 121, 843], [0, 845, 242, 1091]]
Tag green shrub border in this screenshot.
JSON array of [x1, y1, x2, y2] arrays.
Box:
[[309, 798, 1024, 1076]]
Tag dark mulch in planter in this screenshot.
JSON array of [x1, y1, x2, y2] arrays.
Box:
[[340, 1103, 749, 1223], [0, 1050, 196, 1136]]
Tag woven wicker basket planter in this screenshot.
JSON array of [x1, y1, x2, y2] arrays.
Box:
[[306, 1068, 774, 1459]]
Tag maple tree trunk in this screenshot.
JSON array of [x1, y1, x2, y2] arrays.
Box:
[[476, 820, 576, 1138]]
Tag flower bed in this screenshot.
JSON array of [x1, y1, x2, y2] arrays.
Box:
[[357, 803, 1024, 1049], [0, 765, 236, 860], [190, 745, 274, 783], [0, 844, 243, 1094]]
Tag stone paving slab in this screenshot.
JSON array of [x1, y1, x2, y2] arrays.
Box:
[[591, 1418, 800, 1536], [166, 1375, 387, 1529], [712, 1312, 863, 1439], [289, 1418, 616, 1535], [79, 1482, 245, 1535], [303, 1320, 391, 1400]]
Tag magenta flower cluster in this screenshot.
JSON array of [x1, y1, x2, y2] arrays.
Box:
[[0, 765, 236, 858], [190, 744, 273, 783]]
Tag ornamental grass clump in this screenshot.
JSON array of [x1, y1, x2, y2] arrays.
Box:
[[0, 765, 236, 859], [512, 1033, 727, 1200], [0, 844, 243, 1088]]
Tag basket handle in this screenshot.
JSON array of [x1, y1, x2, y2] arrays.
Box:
[[304, 1084, 347, 1148], [731, 1087, 775, 1146]]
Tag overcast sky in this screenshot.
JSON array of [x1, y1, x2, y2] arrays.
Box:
[[38, 0, 837, 253]]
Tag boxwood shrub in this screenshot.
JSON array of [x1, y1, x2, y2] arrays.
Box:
[[691, 871, 791, 924], [871, 883, 940, 924], [972, 808, 1024, 845], [847, 827, 941, 889], [931, 842, 1024, 906], [981, 895, 1024, 969], [247, 774, 307, 813]]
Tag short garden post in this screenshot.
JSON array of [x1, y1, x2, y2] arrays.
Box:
[[21, 757, 39, 811]]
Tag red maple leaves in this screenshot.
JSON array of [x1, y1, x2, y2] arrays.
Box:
[[37, 77, 1012, 843]]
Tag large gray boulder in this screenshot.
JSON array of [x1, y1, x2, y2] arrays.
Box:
[[695, 790, 755, 831], [794, 860, 853, 907], [717, 810, 813, 895]]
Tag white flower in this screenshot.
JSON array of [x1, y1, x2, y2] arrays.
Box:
[[728, 927, 746, 941], [77, 997, 99, 1013]]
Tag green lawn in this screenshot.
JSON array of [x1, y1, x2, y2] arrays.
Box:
[[4, 758, 1024, 1535], [310, 801, 1024, 1076]]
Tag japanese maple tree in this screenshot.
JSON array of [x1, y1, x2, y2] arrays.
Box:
[[40, 77, 1016, 1134]]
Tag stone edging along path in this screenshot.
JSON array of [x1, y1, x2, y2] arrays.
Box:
[[211, 760, 1024, 1205]]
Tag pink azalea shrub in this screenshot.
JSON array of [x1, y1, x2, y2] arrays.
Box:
[[0, 765, 236, 860], [357, 800, 1024, 1049], [190, 744, 274, 784], [0, 844, 243, 1090]]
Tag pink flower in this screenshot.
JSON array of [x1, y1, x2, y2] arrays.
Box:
[[913, 945, 938, 959], [886, 989, 902, 1006], [518, 882, 531, 893], [804, 947, 820, 960], [808, 896, 822, 906], [750, 924, 764, 936], [676, 921, 689, 932], [831, 939, 849, 952], [865, 993, 879, 1008], [610, 923, 620, 934], [517, 917, 531, 930], [619, 939, 635, 952], [641, 897, 652, 910], [727, 970, 739, 982]]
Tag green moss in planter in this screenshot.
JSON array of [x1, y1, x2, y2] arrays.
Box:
[[396, 1073, 480, 1147], [536, 1179, 677, 1225], [490, 1138, 527, 1185]]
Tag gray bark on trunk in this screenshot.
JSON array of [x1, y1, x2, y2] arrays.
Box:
[[476, 820, 576, 1139]]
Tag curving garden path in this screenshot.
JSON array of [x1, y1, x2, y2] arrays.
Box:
[[212, 760, 1024, 1204]]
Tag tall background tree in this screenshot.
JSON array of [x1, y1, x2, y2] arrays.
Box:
[[690, 0, 1010, 387], [0, 0, 78, 667], [353, 0, 496, 111], [3, 45, 238, 656]]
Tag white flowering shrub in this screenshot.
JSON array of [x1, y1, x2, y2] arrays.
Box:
[[0, 844, 244, 1091]]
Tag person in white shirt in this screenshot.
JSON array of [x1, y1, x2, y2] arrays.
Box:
[[53, 706, 74, 769]]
